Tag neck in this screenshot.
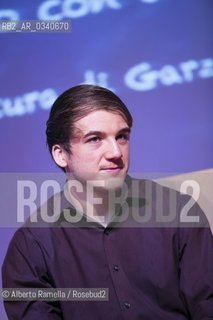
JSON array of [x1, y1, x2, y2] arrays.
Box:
[[65, 178, 127, 227]]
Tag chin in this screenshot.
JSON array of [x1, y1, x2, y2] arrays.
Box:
[[82, 172, 125, 191], [100, 173, 127, 191], [104, 177, 125, 191]]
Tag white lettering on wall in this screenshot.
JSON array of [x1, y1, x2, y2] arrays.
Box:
[[124, 58, 213, 91], [37, 0, 121, 20], [83, 70, 115, 91], [0, 0, 159, 23], [0, 57, 212, 120], [0, 9, 19, 20], [0, 88, 57, 119]]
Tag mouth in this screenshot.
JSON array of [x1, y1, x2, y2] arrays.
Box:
[[100, 167, 124, 173]]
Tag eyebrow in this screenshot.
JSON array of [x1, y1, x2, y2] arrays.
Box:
[[83, 127, 131, 139]]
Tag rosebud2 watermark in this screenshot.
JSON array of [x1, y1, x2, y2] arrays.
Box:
[[1, 288, 108, 301]]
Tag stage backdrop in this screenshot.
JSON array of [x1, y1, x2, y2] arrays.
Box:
[[0, 0, 212, 318]]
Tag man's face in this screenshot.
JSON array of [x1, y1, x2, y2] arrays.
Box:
[[65, 110, 130, 190]]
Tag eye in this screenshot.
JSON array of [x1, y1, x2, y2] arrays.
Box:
[[116, 133, 129, 142], [87, 136, 101, 144]]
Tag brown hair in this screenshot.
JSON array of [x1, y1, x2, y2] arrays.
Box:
[[46, 84, 133, 155]]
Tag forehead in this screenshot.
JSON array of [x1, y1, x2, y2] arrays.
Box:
[[74, 110, 128, 132]]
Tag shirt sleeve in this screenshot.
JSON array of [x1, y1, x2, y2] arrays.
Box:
[[2, 228, 63, 320], [178, 199, 213, 319]]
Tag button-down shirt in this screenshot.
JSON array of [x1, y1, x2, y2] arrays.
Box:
[[2, 177, 213, 319]]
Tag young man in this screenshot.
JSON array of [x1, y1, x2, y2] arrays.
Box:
[[2, 85, 213, 319]]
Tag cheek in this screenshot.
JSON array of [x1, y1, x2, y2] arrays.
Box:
[[122, 145, 130, 158], [71, 149, 101, 168]]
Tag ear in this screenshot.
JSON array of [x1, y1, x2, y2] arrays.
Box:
[[52, 144, 68, 169]]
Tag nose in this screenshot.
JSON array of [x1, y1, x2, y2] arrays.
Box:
[[104, 139, 122, 160]]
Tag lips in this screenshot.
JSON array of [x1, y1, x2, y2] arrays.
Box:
[[100, 167, 123, 172]]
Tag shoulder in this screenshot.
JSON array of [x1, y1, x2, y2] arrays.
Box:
[[126, 175, 210, 229]]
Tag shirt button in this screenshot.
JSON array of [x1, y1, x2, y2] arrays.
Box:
[[113, 265, 119, 271], [124, 302, 131, 309]]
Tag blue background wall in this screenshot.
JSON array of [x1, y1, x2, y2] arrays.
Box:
[[0, 0, 213, 318]]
